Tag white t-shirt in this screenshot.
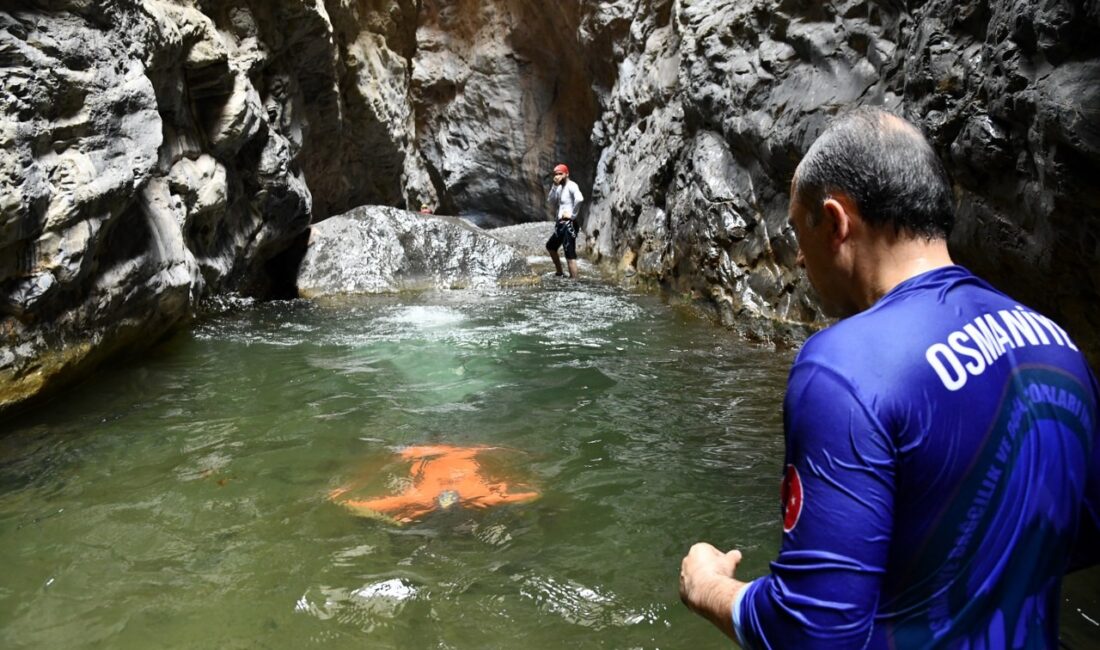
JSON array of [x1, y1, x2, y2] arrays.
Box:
[[548, 179, 584, 220]]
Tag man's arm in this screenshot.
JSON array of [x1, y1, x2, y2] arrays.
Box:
[[570, 182, 584, 214], [736, 360, 895, 648], [1070, 371, 1100, 572]]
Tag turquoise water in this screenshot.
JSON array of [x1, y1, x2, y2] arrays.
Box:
[[1, 279, 1097, 648]]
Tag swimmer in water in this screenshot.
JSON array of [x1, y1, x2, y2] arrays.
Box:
[[329, 445, 539, 524]]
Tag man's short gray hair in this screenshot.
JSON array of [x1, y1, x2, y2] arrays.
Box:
[[793, 108, 955, 238]]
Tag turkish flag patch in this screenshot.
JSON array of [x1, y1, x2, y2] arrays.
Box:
[[781, 464, 803, 533]]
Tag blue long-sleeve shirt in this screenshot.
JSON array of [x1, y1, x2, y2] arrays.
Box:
[[736, 265, 1100, 649]]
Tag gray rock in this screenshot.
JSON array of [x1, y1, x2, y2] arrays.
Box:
[[488, 221, 588, 257], [578, 0, 1100, 352], [410, 2, 598, 223], [297, 206, 532, 297]]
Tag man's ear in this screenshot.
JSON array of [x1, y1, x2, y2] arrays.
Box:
[[821, 196, 853, 250]]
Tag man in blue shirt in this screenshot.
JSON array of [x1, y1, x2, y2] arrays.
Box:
[[679, 108, 1100, 648]]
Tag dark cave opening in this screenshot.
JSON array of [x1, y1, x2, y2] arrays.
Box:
[[261, 227, 311, 300]]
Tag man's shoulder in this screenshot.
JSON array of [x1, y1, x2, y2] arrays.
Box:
[[799, 308, 899, 356], [798, 268, 1089, 392], [801, 267, 992, 358], [795, 287, 957, 375]]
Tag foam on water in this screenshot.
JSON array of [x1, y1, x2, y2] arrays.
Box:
[[379, 305, 467, 328], [192, 284, 643, 354]]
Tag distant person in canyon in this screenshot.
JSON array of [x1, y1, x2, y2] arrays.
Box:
[[546, 163, 584, 279], [679, 108, 1099, 648], [419, 203, 433, 215]]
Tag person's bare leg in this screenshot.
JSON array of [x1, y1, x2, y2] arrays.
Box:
[[549, 249, 564, 275], [567, 258, 578, 279]]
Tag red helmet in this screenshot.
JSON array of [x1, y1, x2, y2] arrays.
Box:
[[553, 164, 569, 174]]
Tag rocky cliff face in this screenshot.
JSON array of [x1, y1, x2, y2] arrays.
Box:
[[2, 0, 1099, 413], [412, 0, 599, 226], [580, 0, 1100, 353]]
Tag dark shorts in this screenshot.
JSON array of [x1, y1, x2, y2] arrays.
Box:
[[546, 220, 577, 259]]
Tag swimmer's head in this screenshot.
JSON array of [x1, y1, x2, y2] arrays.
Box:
[[437, 489, 460, 509]]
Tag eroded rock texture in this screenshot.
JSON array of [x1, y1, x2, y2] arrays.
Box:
[[0, 0, 419, 412], [2, 0, 1099, 413], [580, 0, 1100, 355], [412, 0, 598, 226]]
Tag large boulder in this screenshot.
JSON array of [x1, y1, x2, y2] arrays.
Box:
[[297, 206, 532, 297]]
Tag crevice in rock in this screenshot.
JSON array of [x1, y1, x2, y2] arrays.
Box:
[[263, 227, 310, 299]]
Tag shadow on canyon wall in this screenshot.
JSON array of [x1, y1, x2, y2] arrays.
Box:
[[1, 0, 1098, 413]]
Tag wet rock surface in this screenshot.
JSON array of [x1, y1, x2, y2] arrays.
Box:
[[581, 0, 1100, 351], [297, 206, 531, 297], [2, 0, 1099, 412]]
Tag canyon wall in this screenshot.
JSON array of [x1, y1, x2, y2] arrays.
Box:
[[2, 0, 1099, 414], [580, 0, 1100, 353]]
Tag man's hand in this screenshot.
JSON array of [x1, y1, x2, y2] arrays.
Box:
[[680, 543, 747, 642]]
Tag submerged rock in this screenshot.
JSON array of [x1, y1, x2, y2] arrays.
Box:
[[297, 206, 532, 297]]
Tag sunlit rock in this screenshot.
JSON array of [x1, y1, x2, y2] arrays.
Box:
[[0, 2, 316, 414], [297, 206, 532, 297]]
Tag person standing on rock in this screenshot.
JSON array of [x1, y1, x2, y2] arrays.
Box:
[[546, 163, 583, 279], [679, 108, 1100, 647]]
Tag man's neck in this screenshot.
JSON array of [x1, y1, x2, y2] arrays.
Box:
[[855, 235, 954, 311]]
